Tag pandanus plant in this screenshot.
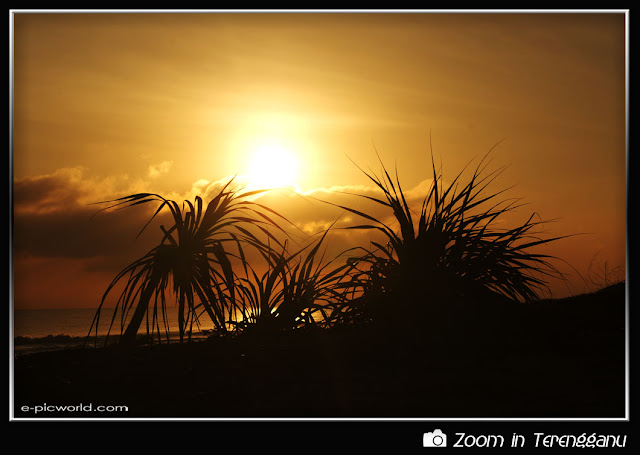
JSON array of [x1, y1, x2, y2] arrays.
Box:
[[329, 145, 568, 320], [86, 179, 288, 347], [231, 229, 359, 334]]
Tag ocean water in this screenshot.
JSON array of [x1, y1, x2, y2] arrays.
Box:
[[15, 308, 106, 338], [13, 308, 218, 355]]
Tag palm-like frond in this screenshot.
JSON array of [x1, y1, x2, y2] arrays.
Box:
[[231, 229, 359, 333], [85, 179, 290, 347], [324, 146, 569, 316]]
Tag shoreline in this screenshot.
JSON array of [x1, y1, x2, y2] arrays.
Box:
[[12, 283, 627, 418]]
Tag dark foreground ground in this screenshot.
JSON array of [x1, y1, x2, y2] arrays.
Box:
[[13, 283, 626, 419]]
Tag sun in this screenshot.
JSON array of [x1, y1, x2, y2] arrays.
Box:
[[246, 141, 299, 190]]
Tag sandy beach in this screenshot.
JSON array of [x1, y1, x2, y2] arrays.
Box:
[[12, 283, 626, 419]]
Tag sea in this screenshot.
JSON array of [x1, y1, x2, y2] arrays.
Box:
[[13, 308, 218, 356]]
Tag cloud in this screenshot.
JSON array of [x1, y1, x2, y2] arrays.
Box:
[[12, 167, 168, 260], [11, 166, 411, 271], [13, 165, 570, 309], [11, 167, 187, 309], [147, 160, 174, 178], [13, 167, 148, 216], [12, 163, 536, 265], [14, 167, 88, 215]]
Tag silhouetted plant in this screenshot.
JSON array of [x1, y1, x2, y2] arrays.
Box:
[[231, 229, 359, 334], [327, 145, 569, 322], [86, 179, 289, 347], [85, 143, 573, 347], [586, 252, 624, 291]]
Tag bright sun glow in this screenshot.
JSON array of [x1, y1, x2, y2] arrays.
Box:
[[246, 141, 299, 190]]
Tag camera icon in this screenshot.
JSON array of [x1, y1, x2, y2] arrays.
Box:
[[423, 429, 447, 447]]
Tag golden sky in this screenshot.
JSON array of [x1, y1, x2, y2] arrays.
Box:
[[11, 11, 627, 308]]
